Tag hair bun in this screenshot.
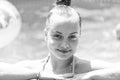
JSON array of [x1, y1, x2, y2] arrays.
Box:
[[56, 0, 71, 6]]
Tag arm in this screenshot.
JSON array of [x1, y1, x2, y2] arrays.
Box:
[[81, 60, 120, 80], [65, 60, 120, 80], [0, 62, 38, 80], [90, 60, 114, 70], [0, 60, 69, 80], [81, 67, 120, 80], [71, 60, 120, 80]]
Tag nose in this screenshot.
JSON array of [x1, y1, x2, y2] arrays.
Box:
[[61, 40, 70, 49]]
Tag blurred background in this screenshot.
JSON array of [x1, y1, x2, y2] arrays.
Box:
[[0, 0, 120, 63]]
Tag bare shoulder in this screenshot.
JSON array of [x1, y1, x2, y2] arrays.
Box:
[[74, 56, 92, 74], [75, 58, 120, 71], [15, 58, 47, 70], [0, 61, 28, 71], [0, 62, 13, 68], [74, 57, 113, 74], [90, 59, 113, 70]]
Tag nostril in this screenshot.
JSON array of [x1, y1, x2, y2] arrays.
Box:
[[61, 43, 70, 49]]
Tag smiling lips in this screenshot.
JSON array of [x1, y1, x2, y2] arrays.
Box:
[[57, 49, 71, 54]]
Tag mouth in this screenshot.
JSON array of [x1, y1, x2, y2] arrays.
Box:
[[56, 49, 71, 54]]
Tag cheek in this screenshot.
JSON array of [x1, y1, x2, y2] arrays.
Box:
[[47, 37, 54, 46], [47, 37, 58, 48], [71, 40, 79, 48]]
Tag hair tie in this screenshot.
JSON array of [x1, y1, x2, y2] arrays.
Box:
[[56, 0, 71, 6]]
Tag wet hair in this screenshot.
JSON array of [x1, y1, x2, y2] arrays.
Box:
[[45, 0, 81, 34], [56, 0, 71, 6]]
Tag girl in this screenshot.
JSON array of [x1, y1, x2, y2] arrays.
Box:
[[0, 0, 120, 80]]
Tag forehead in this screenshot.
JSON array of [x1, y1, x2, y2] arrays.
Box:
[[50, 21, 80, 34]]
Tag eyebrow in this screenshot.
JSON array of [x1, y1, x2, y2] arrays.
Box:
[[54, 31, 63, 34], [53, 31, 78, 35], [70, 32, 78, 35]]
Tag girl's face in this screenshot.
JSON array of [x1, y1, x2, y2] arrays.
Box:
[[45, 21, 80, 60]]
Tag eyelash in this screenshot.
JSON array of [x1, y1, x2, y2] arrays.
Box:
[[69, 35, 78, 40], [52, 34, 78, 40], [52, 34, 63, 39]]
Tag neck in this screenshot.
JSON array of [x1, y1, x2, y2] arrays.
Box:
[[49, 54, 74, 74]]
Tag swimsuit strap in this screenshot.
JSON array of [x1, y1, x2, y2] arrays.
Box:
[[41, 56, 75, 79], [42, 55, 50, 71], [72, 56, 75, 76]]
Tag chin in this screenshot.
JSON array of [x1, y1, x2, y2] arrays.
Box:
[[56, 55, 72, 60]]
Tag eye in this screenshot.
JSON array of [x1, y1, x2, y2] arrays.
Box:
[[52, 34, 63, 40], [68, 35, 78, 41]]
